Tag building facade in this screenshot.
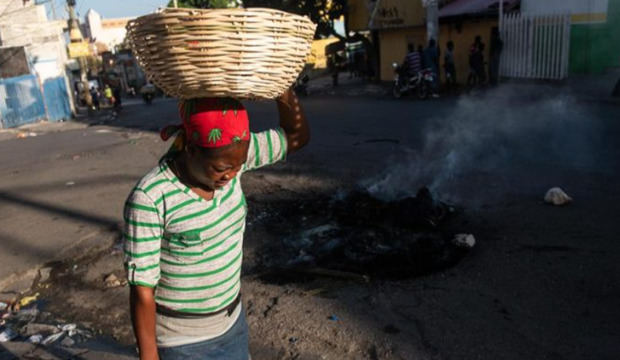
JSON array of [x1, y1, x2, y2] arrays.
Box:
[[85, 9, 133, 52], [0, 0, 73, 126], [521, 0, 620, 74]]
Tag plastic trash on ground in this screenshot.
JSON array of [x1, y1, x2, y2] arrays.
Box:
[[544, 187, 573, 206]]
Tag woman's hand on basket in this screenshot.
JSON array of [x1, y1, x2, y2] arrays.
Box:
[[276, 88, 309, 154]]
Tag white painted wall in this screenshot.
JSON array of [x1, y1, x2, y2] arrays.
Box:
[[85, 9, 102, 40], [0, 1, 75, 111], [85, 9, 132, 51]]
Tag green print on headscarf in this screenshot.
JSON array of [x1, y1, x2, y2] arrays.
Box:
[[208, 128, 222, 144]]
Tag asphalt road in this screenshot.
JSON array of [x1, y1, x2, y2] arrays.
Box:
[[0, 86, 619, 359]]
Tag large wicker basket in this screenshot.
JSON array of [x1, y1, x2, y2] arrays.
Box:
[[126, 8, 316, 100]]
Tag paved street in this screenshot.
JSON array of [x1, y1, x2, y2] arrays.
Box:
[[1, 85, 619, 359]]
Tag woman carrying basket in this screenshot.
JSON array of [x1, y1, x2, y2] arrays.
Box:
[[123, 89, 309, 360]]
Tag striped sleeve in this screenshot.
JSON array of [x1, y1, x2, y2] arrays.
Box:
[[123, 188, 162, 288], [243, 128, 288, 172]]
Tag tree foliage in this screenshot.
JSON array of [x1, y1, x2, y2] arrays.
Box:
[[167, 0, 348, 39], [167, 0, 239, 9], [242, 0, 347, 39]]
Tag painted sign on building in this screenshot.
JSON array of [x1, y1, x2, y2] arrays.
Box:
[[522, 0, 609, 24], [369, 0, 425, 29], [68, 42, 91, 58]]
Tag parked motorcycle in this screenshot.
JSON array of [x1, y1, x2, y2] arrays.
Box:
[[392, 62, 434, 100]]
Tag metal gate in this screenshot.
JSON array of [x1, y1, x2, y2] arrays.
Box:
[[42, 77, 72, 122], [0, 74, 46, 129], [500, 13, 572, 80]]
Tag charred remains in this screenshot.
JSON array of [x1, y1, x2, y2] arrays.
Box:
[[254, 187, 474, 280]]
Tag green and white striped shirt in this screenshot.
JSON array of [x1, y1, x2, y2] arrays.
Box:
[[123, 128, 287, 314]]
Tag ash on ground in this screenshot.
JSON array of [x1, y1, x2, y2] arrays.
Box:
[[254, 187, 475, 281]]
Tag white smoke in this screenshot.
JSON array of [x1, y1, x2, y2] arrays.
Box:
[[363, 84, 596, 203]]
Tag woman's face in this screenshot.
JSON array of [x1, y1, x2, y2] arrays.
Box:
[[185, 141, 250, 190]]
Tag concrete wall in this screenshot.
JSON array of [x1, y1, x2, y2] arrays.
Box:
[[378, 18, 497, 82], [85, 9, 132, 51], [307, 38, 341, 70]]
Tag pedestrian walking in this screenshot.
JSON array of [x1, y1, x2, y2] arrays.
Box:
[[113, 85, 123, 109], [90, 86, 100, 110], [104, 85, 114, 107], [123, 89, 309, 360], [444, 40, 457, 91]]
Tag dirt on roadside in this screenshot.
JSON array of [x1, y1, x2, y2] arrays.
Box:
[[27, 182, 478, 360]]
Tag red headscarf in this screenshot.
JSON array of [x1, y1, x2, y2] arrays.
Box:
[[161, 98, 250, 149]]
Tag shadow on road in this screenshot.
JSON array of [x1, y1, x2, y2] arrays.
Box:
[[0, 191, 120, 232]]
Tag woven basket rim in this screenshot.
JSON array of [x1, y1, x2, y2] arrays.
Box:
[[125, 7, 317, 100], [127, 7, 315, 29]]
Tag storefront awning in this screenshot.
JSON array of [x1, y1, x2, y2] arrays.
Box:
[[439, 0, 520, 18]]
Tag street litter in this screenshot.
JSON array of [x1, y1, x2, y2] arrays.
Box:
[[452, 234, 476, 248], [0, 327, 17, 342], [38, 267, 52, 283], [65, 181, 75, 186], [61, 323, 77, 336], [19, 293, 39, 307], [27, 334, 43, 344], [328, 315, 339, 321], [0, 302, 7, 311], [16, 132, 37, 139], [104, 273, 122, 288], [14, 307, 39, 321], [544, 187, 573, 206], [42, 331, 64, 345], [61, 336, 75, 347], [22, 323, 59, 337]]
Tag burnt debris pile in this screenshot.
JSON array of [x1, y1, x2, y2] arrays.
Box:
[[255, 187, 475, 280]]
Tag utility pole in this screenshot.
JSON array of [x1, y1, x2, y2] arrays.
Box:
[[499, 0, 504, 32], [66, 0, 93, 108], [173, 0, 178, 7], [423, 0, 439, 44]]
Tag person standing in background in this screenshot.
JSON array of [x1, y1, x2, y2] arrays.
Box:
[[423, 38, 440, 98], [489, 28, 503, 86], [468, 35, 486, 87], [402, 43, 422, 77], [444, 41, 457, 91], [90, 87, 100, 111]]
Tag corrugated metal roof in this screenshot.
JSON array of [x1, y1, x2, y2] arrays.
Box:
[[439, 0, 520, 18]]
